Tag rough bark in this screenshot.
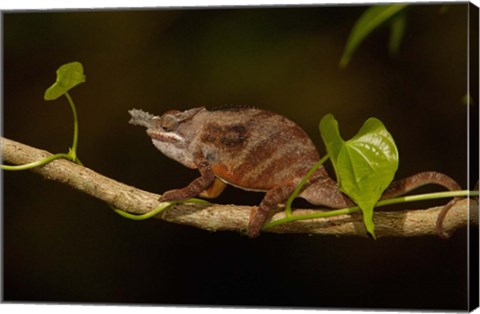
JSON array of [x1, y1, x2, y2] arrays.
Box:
[[2, 136, 478, 237]]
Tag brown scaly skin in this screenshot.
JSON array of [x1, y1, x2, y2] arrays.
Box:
[[129, 107, 461, 238]]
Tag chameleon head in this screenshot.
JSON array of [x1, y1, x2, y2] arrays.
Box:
[[129, 107, 206, 169]]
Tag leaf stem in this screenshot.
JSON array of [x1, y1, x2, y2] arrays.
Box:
[[1, 92, 82, 170], [285, 155, 329, 217], [263, 190, 478, 230], [64, 92, 81, 164]]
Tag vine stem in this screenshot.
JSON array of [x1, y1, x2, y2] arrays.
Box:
[[65, 92, 81, 165], [1, 136, 478, 237], [285, 154, 329, 217], [112, 198, 211, 221], [0, 153, 71, 171], [1, 92, 81, 170], [263, 190, 478, 230]]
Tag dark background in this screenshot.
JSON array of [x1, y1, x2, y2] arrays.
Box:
[[3, 4, 478, 310]]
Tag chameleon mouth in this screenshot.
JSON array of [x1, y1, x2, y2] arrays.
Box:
[[147, 128, 183, 143]]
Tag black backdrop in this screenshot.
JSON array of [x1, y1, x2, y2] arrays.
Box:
[[3, 4, 478, 310]]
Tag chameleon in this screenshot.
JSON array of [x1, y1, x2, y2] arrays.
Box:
[[129, 106, 461, 238]]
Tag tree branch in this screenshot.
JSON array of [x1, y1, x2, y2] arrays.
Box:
[[2, 136, 478, 237]]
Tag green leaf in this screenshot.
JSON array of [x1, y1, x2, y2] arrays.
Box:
[[44, 61, 86, 100], [389, 11, 407, 56], [319, 115, 399, 237], [319, 115, 343, 163], [340, 4, 408, 68], [319, 113, 345, 187]]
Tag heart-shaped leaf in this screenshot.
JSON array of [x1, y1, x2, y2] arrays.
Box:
[[44, 61, 86, 100], [320, 115, 399, 237]]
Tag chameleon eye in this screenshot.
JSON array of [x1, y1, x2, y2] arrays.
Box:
[[160, 113, 179, 131]]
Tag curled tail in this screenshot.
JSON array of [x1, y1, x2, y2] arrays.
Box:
[[381, 171, 461, 238], [301, 171, 461, 238]]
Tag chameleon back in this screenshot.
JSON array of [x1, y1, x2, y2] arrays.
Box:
[[191, 107, 324, 191]]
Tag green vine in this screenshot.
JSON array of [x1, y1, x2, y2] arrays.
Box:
[[0, 61, 189, 220], [263, 190, 477, 231], [112, 198, 211, 221], [1, 62, 84, 170], [2, 61, 476, 235], [264, 114, 477, 236], [284, 155, 329, 217]]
